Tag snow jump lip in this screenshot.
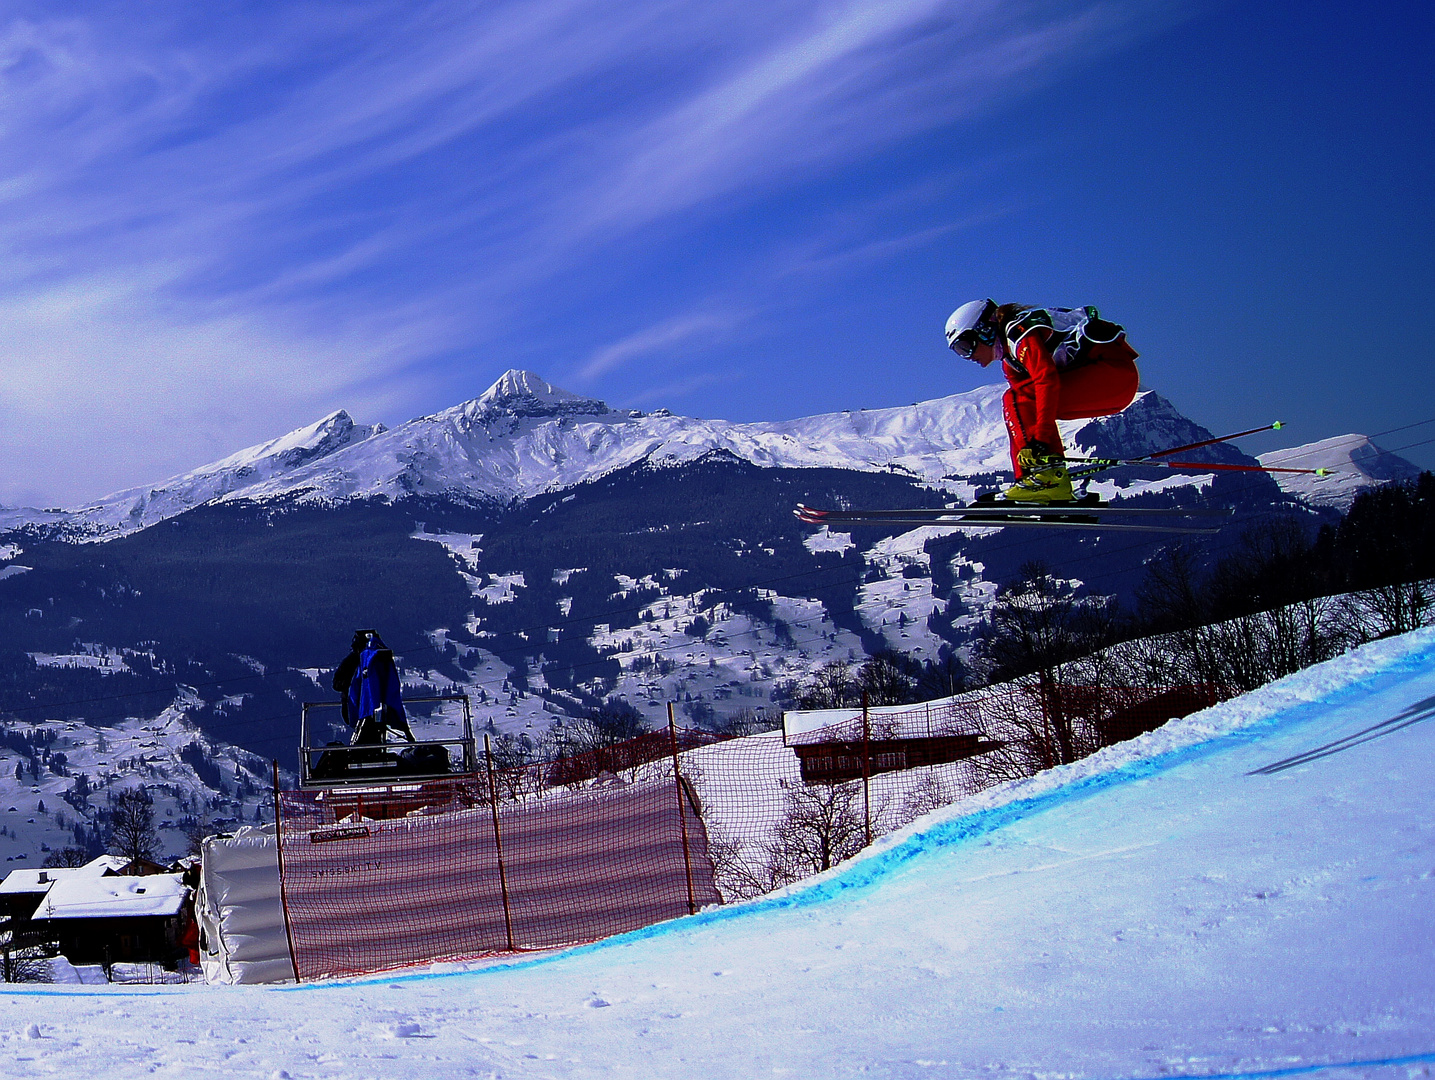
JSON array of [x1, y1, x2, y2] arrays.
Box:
[[8, 626, 1435, 1000], [1112, 1049, 1435, 1080]]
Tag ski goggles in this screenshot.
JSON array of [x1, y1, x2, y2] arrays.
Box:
[[949, 321, 997, 358]]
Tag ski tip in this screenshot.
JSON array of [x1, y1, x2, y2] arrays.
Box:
[[793, 504, 825, 524], [1272, 420, 1283, 430]]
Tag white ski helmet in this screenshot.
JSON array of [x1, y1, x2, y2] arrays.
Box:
[[945, 298, 996, 356]]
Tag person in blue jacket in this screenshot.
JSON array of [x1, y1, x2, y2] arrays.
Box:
[[331, 629, 413, 744]]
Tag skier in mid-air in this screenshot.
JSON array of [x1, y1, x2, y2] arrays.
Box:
[[795, 301, 1311, 530], [945, 299, 1140, 504]]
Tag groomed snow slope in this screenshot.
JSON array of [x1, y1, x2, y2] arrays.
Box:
[[6, 629, 1435, 1078]]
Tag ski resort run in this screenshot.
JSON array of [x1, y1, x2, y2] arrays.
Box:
[[191, 668, 1230, 984], [0, 625, 1430, 1075]]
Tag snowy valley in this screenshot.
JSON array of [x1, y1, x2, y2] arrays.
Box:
[[0, 684, 273, 868]]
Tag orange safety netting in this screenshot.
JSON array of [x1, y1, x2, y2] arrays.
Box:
[[274, 755, 716, 980]]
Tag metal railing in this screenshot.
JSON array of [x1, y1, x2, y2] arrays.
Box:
[[297, 695, 476, 788]]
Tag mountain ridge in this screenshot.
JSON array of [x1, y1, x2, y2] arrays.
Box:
[[1258, 433, 1423, 509], [0, 369, 1358, 542]]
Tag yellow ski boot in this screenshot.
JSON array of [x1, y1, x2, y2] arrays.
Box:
[[1001, 450, 1075, 505]]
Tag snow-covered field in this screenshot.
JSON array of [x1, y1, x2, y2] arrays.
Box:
[[3, 628, 1432, 1076], [403, 580, 876, 735], [0, 702, 274, 866]]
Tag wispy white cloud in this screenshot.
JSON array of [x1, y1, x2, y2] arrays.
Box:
[[0, 0, 1184, 503], [545, 0, 1173, 244], [0, 269, 403, 504], [623, 370, 736, 408], [576, 313, 735, 382], [776, 195, 1029, 278]]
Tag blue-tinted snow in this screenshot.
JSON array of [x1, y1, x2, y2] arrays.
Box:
[[4, 629, 1433, 1078]]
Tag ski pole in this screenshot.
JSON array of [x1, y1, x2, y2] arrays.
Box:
[[1064, 421, 1334, 478], [1069, 458, 1330, 478], [1140, 421, 1285, 461], [1064, 420, 1288, 470]]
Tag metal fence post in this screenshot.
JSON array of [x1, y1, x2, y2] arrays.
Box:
[[667, 704, 697, 915], [484, 735, 517, 952], [270, 760, 301, 983], [861, 691, 872, 847]]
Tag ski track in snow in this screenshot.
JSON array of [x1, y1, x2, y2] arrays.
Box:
[[5, 630, 1435, 1078]]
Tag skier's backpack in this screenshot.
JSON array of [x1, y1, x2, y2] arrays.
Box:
[[1005, 306, 1135, 371]]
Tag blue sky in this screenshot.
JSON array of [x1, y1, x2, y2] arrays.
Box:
[[0, 0, 1429, 505]]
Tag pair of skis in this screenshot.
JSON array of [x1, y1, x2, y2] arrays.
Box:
[[794, 422, 1327, 534], [794, 500, 1230, 534]]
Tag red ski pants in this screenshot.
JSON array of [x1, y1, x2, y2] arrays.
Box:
[[1002, 352, 1140, 473]]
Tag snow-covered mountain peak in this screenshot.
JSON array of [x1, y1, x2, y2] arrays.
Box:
[[2, 373, 1376, 542], [209, 377, 1071, 512], [1258, 433, 1423, 509], [201, 409, 386, 475], [1064, 390, 1249, 464], [469, 370, 610, 420], [47, 409, 386, 539]]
